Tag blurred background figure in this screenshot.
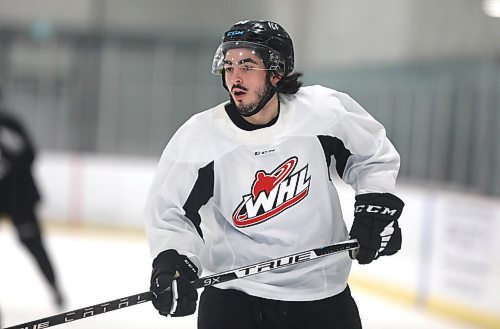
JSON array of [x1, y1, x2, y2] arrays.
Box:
[[0, 86, 64, 309]]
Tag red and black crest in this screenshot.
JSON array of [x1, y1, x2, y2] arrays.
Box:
[[232, 157, 311, 227]]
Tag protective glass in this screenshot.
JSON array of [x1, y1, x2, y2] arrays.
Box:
[[211, 41, 282, 75]]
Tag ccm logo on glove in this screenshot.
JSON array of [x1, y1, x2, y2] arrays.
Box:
[[354, 204, 399, 216]]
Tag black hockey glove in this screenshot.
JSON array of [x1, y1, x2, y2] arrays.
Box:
[[150, 249, 199, 317], [349, 193, 404, 264]]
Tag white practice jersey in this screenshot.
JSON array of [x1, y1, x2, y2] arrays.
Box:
[[145, 85, 400, 301]]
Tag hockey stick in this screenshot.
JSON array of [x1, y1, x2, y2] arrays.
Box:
[[5, 239, 359, 329]]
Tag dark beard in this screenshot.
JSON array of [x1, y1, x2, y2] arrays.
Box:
[[232, 82, 274, 117]]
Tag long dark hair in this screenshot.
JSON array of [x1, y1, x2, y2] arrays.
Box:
[[277, 72, 304, 95]]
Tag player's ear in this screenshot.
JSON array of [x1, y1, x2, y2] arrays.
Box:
[[270, 72, 282, 87]]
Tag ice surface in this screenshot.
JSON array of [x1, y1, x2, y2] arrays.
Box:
[[0, 224, 478, 329]]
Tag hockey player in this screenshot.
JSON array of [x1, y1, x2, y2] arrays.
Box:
[[0, 87, 64, 308], [145, 20, 404, 328]]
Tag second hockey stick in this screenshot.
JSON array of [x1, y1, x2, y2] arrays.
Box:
[[5, 238, 359, 329]]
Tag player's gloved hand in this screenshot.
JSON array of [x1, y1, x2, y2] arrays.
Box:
[[349, 193, 404, 264], [150, 249, 199, 317]]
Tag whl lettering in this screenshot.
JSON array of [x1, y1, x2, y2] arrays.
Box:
[[232, 157, 311, 227]]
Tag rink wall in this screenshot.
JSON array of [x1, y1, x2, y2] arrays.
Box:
[[35, 152, 500, 328]]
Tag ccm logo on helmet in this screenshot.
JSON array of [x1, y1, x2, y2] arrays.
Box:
[[355, 205, 398, 216], [226, 30, 244, 37]]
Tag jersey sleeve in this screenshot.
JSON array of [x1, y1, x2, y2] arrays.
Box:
[[144, 124, 213, 266], [329, 91, 401, 195]]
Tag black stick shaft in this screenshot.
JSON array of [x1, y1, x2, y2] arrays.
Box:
[[5, 239, 358, 329], [192, 238, 359, 289], [4, 291, 153, 329]]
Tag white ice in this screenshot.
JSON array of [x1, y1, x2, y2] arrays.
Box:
[[0, 223, 478, 329]]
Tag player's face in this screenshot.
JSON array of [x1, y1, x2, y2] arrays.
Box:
[[223, 48, 272, 115]]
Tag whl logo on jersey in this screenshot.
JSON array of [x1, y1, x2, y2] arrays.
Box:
[[232, 156, 311, 227]]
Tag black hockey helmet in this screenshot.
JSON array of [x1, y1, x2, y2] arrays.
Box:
[[212, 20, 294, 77]]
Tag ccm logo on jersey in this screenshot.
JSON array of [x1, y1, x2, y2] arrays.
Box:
[[255, 149, 275, 155], [232, 156, 311, 227]]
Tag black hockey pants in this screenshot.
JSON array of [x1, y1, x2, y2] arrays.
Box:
[[198, 285, 362, 329]]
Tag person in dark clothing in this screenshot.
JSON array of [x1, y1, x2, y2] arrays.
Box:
[[0, 87, 64, 310]]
